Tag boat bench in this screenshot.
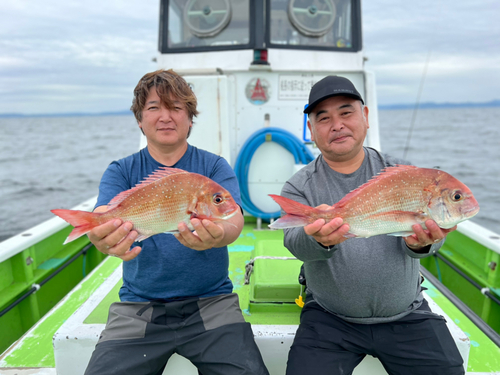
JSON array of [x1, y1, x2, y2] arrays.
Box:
[[53, 239, 470, 375]]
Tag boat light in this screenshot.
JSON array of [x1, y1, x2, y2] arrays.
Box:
[[252, 49, 269, 65]]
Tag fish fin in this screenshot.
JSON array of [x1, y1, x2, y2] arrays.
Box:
[[138, 167, 189, 184], [423, 180, 441, 193], [187, 196, 199, 217], [379, 164, 418, 175], [269, 194, 319, 216], [133, 233, 154, 242], [136, 229, 182, 241], [108, 190, 135, 208], [268, 194, 322, 229], [336, 165, 419, 207], [387, 231, 415, 237], [269, 215, 313, 229], [108, 167, 191, 208], [51, 209, 100, 244]]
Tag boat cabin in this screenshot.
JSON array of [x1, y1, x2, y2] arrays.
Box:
[[150, 0, 378, 218]]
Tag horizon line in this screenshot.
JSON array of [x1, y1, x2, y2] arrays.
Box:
[[1, 99, 499, 118]]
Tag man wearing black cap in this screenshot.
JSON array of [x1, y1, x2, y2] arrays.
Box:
[[281, 76, 463, 375]]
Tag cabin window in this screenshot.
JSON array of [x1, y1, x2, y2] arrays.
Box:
[[268, 0, 357, 51], [166, 0, 251, 51]]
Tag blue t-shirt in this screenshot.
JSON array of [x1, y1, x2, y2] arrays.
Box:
[[96, 144, 242, 302]]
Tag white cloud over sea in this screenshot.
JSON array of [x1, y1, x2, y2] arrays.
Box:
[[0, 0, 498, 114]]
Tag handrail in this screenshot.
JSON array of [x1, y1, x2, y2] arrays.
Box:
[[0, 197, 97, 264], [0, 243, 94, 318], [457, 220, 500, 255], [434, 252, 500, 306], [420, 266, 500, 348]]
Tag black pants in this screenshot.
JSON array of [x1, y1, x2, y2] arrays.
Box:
[[286, 299, 464, 375], [84, 293, 269, 375]]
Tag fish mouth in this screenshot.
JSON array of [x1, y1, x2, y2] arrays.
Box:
[[463, 205, 480, 218]]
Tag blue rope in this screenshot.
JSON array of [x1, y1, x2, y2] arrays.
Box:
[[234, 127, 314, 220], [434, 254, 443, 282], [82, 251, 87, 277]]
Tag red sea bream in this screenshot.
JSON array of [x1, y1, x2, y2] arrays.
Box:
[[269, 165, 479, 237], [51, 167, 239, 244]]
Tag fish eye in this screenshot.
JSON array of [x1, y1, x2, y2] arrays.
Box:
[[213, 193, 224, 204], [451, 191, 463, 201]]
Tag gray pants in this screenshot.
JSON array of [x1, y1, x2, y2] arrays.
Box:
[[84, 293, 269, 375]]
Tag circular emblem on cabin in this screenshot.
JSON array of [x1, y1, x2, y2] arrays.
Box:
[[245, 78, 271, 105]]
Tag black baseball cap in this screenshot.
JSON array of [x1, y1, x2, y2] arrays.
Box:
[[304, 76, 364, 114]]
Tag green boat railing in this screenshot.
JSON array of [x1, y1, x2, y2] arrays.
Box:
[[0, 242, 95, 319], [421, 220, 500, 337], [420, 267, 500, 347], [433, 252, 500, 307], [0, 197, 106, 354]]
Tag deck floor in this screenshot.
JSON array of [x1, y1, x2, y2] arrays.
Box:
[[1, 223, 499, 373]]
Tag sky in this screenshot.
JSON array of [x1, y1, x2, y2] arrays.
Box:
[[0, 0, 498, 115]]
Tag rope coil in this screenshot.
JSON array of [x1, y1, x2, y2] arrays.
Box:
[[234, 127, 315, 220]]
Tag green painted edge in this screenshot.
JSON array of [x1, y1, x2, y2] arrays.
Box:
[[1, 256, 121, 368], [423, 280, 500, 372], [84, 279, 122, 324]]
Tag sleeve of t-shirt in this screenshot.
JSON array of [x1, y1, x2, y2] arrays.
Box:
[[208, 157, 243, 208], [95, 161, 132, 210], [281, 179, 337, 261]]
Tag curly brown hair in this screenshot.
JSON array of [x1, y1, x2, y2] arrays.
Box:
[[130, 69, 199, 123]]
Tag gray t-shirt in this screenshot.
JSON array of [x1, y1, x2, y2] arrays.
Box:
[[281, 147, 442, 324]]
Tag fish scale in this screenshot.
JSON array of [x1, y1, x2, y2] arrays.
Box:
[[51, 167, 239, 244], [343, 177, 433, 236], [113, 177, 197, 235], [269, 165, 479, 238]]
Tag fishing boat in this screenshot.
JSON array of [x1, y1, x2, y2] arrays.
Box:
[[1, 0, 499, 374]]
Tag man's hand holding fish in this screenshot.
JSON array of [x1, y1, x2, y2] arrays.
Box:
[[302, 206, 350, 249], [87, 214, 141, 261], [404, 220, 457, 251], [175, 215, 244, 251]]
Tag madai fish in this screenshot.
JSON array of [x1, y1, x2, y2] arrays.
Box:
[[51, 167, 239, 244], [269, 165, 479, 238]]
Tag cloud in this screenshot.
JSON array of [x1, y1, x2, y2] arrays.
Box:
[[0, 0, 159, 114], [363, 0, 500, 105], [0, 0, 499, 113]]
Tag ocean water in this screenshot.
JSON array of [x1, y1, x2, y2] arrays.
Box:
[[0, 115, 139, 241], [0, 107, 499, 242], [378, 107, 500, 234]]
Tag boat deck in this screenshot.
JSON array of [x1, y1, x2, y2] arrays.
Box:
[[1, 221, 499, 374]]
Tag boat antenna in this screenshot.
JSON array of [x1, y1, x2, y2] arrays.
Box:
[[402, 48, 432, 160]]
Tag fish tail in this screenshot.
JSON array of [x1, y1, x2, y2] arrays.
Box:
[[51, 209, 100, 244], [268, 194, 319, 229]]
